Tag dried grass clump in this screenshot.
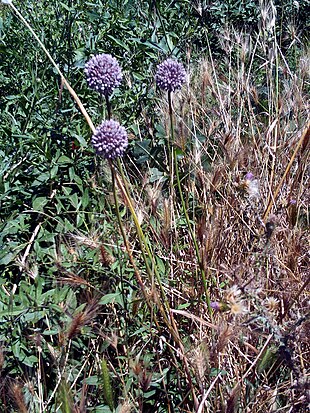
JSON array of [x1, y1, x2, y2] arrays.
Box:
[[147, 23, 309, 411]]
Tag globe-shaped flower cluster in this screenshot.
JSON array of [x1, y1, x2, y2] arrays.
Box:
[[155, 58, 186, 92], [91, 120, 128, 159], [85, 53, 123, 96]]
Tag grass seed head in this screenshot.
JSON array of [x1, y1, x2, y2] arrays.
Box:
[[8, 381, 27, 413]]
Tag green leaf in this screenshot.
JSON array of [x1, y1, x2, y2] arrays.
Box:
[[99, 293, 122, 306], [69, 193, 80, 210], [62, 186, 72, 196], [32, 196, 48, 211], [0, 252, 16, 265], [42, 328, 60, 336], [57, 155, 73, 164], [59, 2, 75, 12], [106, 35, 130, 52], [81, 189, 90, 208], [84, 375, 99, 385], [22, 355, 39, 367], [0, 307, 26, 317], [73, 133, 87, 148], [257, 346, 278, 375], [149, 167, 164, 183]]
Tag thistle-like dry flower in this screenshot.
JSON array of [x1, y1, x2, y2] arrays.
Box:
[[225, 285, 242, 304], [85, 54, 122, 96], [92, 119, 128, 159], [264, 297, 279, 312], [244, 172, 260, 199], [230, 301, 247, 316], [155, 58, 186, 92]]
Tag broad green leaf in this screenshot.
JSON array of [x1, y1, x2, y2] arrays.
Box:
[[57, 155, 73, 164], [99, 293, 122, 306], [32, 196, 48, 211]]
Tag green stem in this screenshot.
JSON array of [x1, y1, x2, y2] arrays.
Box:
[[167, 91, 173, 179], [168, 92, 211, 314], [105, 94, 112, 120], [154, 1, 172, 54], [110, 162, 147, 295], [115, 159, 171, 314]]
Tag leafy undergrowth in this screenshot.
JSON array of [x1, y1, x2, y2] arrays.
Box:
[[0, 1, 309, 412]]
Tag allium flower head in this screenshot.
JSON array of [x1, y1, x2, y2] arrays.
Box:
[[85, 54, 122, 96], [91, 119, 128, 159], [155, 58, 186, 92]]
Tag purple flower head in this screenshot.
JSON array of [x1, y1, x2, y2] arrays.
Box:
[[85, 54, 123, 96], [91, 119, 128, 159], [155, 58, 186, 92]]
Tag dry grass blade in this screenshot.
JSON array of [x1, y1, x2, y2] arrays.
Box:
[[263, 121, 310, 222]]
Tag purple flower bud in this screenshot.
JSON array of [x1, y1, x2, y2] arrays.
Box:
[[245, 172, 254, 181], [91, 120, 128, 159], [210, 301, 221, 310], [85, 54, 123, 96], [155, 58, 186, 92]]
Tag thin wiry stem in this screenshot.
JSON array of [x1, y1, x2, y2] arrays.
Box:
[[105, 94, 112, 120], [115, 158, 171, 315], [263, 121, 310, 222], [168, 91, 212, 315]]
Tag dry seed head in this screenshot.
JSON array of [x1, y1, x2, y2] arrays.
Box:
[[163, 198, 172, 231], [244, 172, 260, 200], [136, 208, 144, 226], [99, 245, 115, 266], [230, 301, 247, 316], [264, 297, 280, 312], [0, 347, 4, 371], [70, 233, 100, 249], [146, 184, 162, 213], [225, 285, 242, 304], [67, 298, 99, 340], [8, 381, 27, 413], [191, 346, 208, 382], [250, 86, 259, 104], [260, 0, 276, 31], [118, 400, 133, 413], [299, 54, 310, 78]]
